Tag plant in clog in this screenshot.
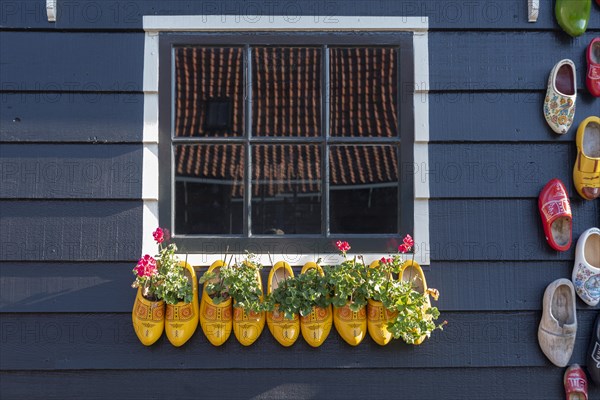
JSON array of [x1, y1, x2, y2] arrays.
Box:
[[555, 0, 591, 37], [544, 59, 577, 134], [131, 254, 164, 346], [298, 262, 332, 348], [573, 116, 600, 200], [131, 227, 196, 346], [394, 259, 441, 345], [265, 261, 300, 347], [366, 259, 397, 346], [572, 227, 600, 306], [325, 241, 369, 346], [218, 253, 266, 346], [538, 179, 573, 252], [587, 38, 600, 97], [264, 261, 331, 347], [198, 260, 233, 346], [164, 260, 199, 347]]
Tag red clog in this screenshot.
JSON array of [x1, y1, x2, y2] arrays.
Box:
[[587, 37, 600, 97], [538, 179, 572, 252], [564, 364, 588, 400]]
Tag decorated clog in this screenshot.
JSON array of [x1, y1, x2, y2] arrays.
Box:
[[266, 261, 300, 347], [399, 259, 432, 345], [587, 313, 600, 386], [572, 227, 600, 306], [232, 269, 265, 346], [366, 260, 396, 346], [333, 302, 367, 346], [299, 262, 332, 348], [564, 364, 588, 400], [555, 0, 591, 37], [587, 38, 600, 97], [200, 260, 233, 346], [538, 179, 572, 252], [573, 116, 600, 200], [132, 287, 165, 346], [538, 279, 577, 367], [544, 59, 577, 134], [165, 261, 199, 347]]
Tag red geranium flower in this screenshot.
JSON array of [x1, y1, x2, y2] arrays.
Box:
[[134, 254, 157, 278], [398, 244, 409, 254], [153, 227, 165, 244], [335, 240, 351, 253], [403, 234, 414, 248]]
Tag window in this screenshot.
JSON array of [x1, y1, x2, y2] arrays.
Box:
[[158, 33, 414, 254]]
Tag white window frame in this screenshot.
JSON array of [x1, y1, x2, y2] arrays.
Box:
[[142, 15, 431, 266]]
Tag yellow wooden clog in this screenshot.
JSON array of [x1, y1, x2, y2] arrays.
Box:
[[573, 116, 600, 200], [300, 262, 332, 348], [366, 260, 395, 346], [233, 268, 265, 346], [399, 259, 431, 345], [266, 261, 300, 347], [200, 260, 233, 346], [165, 261, 199, 347], [333, 302, 367, 346], [132, 287, 165, 346]]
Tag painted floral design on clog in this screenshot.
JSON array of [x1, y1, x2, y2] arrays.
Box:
[[544, 59, 577, 134], [572, 227, 600, 306], [574, 264, 600, 305]]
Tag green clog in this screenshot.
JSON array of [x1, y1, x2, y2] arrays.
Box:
[[556, 0, 591, 37]]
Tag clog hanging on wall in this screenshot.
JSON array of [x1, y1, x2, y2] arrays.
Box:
[[555, 0, 591, 37]]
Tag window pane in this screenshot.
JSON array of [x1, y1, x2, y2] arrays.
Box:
[[252, 47, 321, 137], [174, 144, 245, 234], [174, 47, 244, 137], [329, 145, 398, 233], [252, 145, 321, 234], [330, 48, 398, 137]]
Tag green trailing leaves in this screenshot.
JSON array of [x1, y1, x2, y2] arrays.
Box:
[[152, 243, 193, 305], [266, 268, 330, 320]]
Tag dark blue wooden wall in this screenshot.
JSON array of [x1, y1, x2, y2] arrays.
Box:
[[1, 1, 599, 398]]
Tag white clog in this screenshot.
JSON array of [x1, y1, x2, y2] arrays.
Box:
[[538, 278, 577, 367], [543, 59, 577, 134], [572, 227, 600, 306]]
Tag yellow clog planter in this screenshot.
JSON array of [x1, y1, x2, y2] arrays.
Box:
[[299, 262, 332, 348], [367, 298, 397, 346], [367, 260, 396, 346], [333, 302, 367, 346], [165, 261, 199, 347], [200, 260, 233, 346], [233, 268, 265, 346], [399, 259, 431, 345], [132, 287, 165, 346], [266, 261, 300, 347]]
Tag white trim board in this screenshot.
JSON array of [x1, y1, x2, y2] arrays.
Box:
[[142, 15, 430, 265], [144, 15, 428, 32]]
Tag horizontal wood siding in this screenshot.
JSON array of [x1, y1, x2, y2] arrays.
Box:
[[0, 94, 143, 143], [1, 0, 599, 30], [1, 311, 597, 370], [0, 201, 142, 261], [1, 2, 599, 399], [0, 32, 144, 92], [429, 92, 600, 142], [0, 367, 580, 400], [0, 144, 143, 198]]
